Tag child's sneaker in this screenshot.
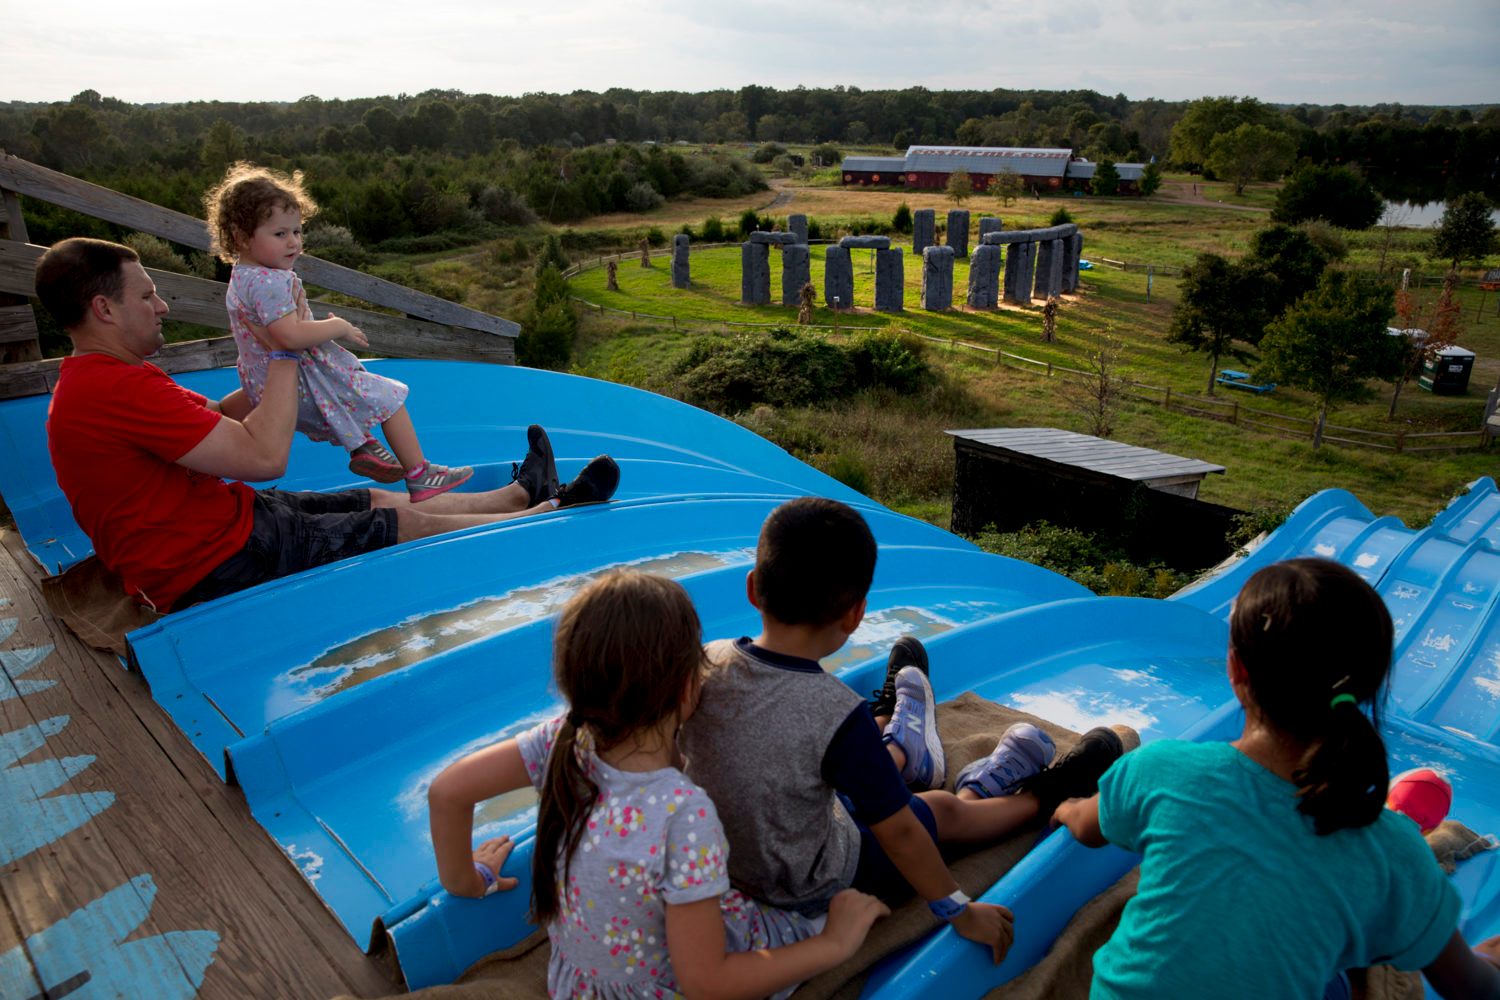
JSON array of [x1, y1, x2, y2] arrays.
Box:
[[954, 723, 1056, 799], [511, 424, 559, 506], [406, 462, 473, 503], [1015, 725, 1136, 820], [1386, 767, 1452, 834], [554, 455, 620, 508], [870, 636, 929, 720], [347, 439, 405, 483], [883, 665, 945, 790]]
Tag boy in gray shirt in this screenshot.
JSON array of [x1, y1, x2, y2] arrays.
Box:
[[680, 497, 1131, 963]]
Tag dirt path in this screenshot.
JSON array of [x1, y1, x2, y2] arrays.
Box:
[[763, 178, 796, 211], [1154, 179, 1270, 213]]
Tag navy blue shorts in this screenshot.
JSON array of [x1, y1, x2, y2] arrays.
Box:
[[849, 795, 940, 901], [176, 488, 398, 608]]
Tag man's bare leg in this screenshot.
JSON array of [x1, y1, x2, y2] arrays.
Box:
[[389, 501, 557, 543], [370, 482, 534, 515]]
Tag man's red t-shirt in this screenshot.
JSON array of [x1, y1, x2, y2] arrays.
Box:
[[47, 355, 255, 610]]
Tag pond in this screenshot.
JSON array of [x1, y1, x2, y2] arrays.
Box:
[[1382, 200, 1500, 228]]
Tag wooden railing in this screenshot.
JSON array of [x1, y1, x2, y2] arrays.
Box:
[[0, 152, 519, 398]]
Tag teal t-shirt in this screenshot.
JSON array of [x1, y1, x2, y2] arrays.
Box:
[[1093, 739, 1460, 1000]]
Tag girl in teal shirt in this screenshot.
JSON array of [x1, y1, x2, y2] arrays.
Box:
[[1055, 558, 1500, 999]]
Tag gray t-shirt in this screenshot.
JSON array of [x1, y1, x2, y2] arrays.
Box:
[[680, 639, 866, 914], [518, 716, 822, 999]]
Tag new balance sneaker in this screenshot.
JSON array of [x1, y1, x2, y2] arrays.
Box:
[[554, 455, 621, 508], [870, 636, 930, 720], [1015, 725, 1135, 820], [883, 665, 945, 790], [954, 723, 1056, 799], [406, 462, 474, 503], [511, 424, 559, 506], [347, 439, 405, 483]]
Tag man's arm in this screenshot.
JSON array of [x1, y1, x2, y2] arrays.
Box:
[[176, 358, 299, 482]]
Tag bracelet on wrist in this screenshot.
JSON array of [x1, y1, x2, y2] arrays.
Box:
[[269, 350, 301, 362], [473, 860, 498, 895], [927, 889, 971, 922]]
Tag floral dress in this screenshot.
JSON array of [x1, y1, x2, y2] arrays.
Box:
[[226, 264, 407, 450], [517, 716, 823, 1000]]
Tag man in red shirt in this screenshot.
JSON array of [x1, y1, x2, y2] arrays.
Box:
[[36, 238, 619, 612]]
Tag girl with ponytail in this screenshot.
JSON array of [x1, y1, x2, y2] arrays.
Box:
[[428, 570, 887, 999], [1053, 558, 1500, 999]]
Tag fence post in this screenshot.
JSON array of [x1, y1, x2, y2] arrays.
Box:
[[1163, 387, 1171, 410], [1396, 431, 1405, 453], [1232, 401, 1239, 425], [1047, 361, 1054, 377]]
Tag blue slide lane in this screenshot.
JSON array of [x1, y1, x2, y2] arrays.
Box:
[[1, 363, 1496, 996]]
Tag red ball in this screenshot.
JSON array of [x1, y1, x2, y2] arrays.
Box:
[[1386, 768, 1453, 834]]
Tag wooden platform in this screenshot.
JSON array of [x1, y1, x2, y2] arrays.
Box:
[[0, 530, 397, 999]]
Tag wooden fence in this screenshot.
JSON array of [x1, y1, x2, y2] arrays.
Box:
[[0, 151, 520, 399]]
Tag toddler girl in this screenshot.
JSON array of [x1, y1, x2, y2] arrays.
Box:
[[428, 571, 888, 999], [1054, 558, 1500, 999], [205, 162, 471, 502]]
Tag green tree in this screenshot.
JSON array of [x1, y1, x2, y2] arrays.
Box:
[[892, 203, 913, 233], [1257, 272, 1400, 448], [1271, 165, 1385, 230], [1139, 161, 1163, 196], [519, 263, 577, 370], [200, 118, 246, 171], [1204, 123, 1297, 195], [994, 167, 1022, 207], [1431, 192, 1498, 270], [1091, 160, 1120, 196], [1243, 224, 1331, 318], [946, 169, 972, 205], [1168, 96, 1281, 171], [1168, 253, 1268, 394]]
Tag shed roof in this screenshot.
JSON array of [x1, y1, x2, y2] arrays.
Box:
[[904, 146, 1073, 178], [841, 156, 907, 172], [1064, 161, 1147, 181], [946, 427, 1226, 483]]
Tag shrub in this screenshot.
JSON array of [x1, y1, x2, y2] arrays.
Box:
[[1272, 164, 1384, 230], [738, 208, 761, 239], [477, 185, 537, 226], [892, 203, 913, 233], [625, 181, 664, 212], [847, 332, 930, 392], [771, 154, 798, 177], [1049, 207, 1075, 227], [124, 233, 189, 274], [536, 234, 570, 274], [751, 141, 787, 164], [646, 227, 667, 246], [807, 218, 823, 240], [825, 453, 871, 495], [702, 216, 725, 242], [970, 521, 1191, 598], [517, 300, 576, 370], [809, 143, 842, 167], [534, 263, 571, 310], [675, 328, 855, 414], [1296, 219, 1349, 261]]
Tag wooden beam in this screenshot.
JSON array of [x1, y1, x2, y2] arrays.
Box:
[[0, 303, 39, 344], [0, 152, 519, 338], [0, 185, 40, 362], [0, 240, 514, 399]]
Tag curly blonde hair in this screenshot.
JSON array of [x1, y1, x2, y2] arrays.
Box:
[[203, 162, 319, 263]]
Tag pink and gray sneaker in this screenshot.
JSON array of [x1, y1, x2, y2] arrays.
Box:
[[406, 462, 474, 503], [348, 439, 405, 483]]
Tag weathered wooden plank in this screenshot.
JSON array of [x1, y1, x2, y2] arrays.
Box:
[[0, 152, 518, 338], [0, 303, 39, 344], [0, 532, 397, 998], [2, 187, 30, 243]]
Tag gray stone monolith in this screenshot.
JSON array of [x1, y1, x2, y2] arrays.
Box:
[[748, 231, 799, 245], [913, 209, 936, 256], [979, 217, 1002, 242], [1046, 238, 1065, 297], [1062, 233, 1084, 292], [741, 242, 771, 305], [825, 245, 853, 308], [946, 210, 970, 257], [1004, 240, 1035, 305], [921, 245, 955, 311], [671, 234, 690, 288], [967, 243, 1002, 308], [839, 235, 892, 249], [782, 243, 811, 306], [788, 214, 808, 245], [874, 247, 904, 312], [1033, 240, 1058, 299]]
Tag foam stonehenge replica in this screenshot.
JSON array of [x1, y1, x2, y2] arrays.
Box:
[[734, 217, 1080, 314]]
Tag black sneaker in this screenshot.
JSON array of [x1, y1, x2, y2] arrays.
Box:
[[1015, 726, 1130, 821], [511, 424, 559, 506], [554, 455, 620, 508], [871, 635, 929, 719]]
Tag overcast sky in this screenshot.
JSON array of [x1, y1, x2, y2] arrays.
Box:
[[5, 0, 1497, 107]]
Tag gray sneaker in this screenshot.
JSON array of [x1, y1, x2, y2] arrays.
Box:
[[954, 723, 1055, 799], [406, 462, 473, 503]]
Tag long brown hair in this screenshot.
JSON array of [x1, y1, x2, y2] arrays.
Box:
[[531, 571, 705, 923], [1230, 558, 1394, 834]]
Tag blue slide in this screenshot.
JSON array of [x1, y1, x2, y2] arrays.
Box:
[[0, 361, 1494, 995]]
